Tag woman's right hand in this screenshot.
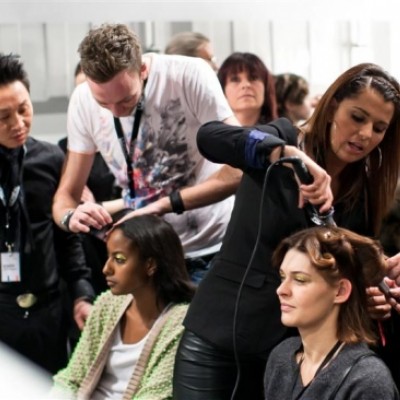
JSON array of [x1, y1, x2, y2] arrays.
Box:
[[283, 145, 333, 213], [300, 159, 333, 213]]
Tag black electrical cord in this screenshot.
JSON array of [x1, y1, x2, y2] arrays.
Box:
[[230, 156, 335, 399], [230, 158, 283, 400]]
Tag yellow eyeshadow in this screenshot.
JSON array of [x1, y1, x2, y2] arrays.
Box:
[[293, 273, 310, 282], [114, 253, 127, 262]]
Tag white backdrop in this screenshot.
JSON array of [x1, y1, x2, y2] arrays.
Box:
[[0, 0, 399, 142]]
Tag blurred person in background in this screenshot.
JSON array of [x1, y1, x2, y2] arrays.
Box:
[[274, 72, 314, 126], [165, 31, 218, 72]]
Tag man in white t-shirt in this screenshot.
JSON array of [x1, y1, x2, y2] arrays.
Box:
[[52, 23, 241, 280]]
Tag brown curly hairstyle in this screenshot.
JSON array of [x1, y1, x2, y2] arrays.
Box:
[[273, 226, 387, 344]]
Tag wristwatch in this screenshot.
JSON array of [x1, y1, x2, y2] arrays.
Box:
[[60, 209, 75, 232]]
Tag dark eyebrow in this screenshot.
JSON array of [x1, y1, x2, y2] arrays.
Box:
[[353, 106, 390, 126], [0, 99, 29, 111], [353, 106, 369, 116]]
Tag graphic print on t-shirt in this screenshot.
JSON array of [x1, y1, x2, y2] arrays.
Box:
[[133, 98, 196, 209]]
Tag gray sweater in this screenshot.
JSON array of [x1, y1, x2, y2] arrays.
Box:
[[264, 337, 399, 400]]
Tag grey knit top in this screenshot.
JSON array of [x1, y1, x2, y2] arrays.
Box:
[[264, 337, 399, 400]]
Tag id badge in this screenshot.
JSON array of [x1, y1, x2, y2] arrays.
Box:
[[1, 251, 21, 282]]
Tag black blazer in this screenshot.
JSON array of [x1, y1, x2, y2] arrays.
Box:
[[0, 138, 94, 301], [184, 118, 369, 355]]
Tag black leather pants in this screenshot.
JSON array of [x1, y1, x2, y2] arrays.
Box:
[[173, 330, 266, 400]]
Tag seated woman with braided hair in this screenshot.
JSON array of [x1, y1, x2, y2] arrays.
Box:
[[264, 226, 399, 400]]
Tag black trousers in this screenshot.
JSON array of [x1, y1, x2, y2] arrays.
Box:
[[0, 295, 68, 374], [173, 330, 268, 400]]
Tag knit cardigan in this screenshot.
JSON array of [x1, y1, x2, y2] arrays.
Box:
[[51, 291, 188, 399]]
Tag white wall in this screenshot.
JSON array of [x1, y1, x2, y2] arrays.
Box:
[[0, 1, 399, 143]]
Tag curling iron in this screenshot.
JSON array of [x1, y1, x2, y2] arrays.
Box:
[[378, 278, 400, 306], [278, 156, 336, 227]]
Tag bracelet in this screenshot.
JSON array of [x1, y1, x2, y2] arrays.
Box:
[[169, 191, 185, 215], [60, 209, 75, 232]]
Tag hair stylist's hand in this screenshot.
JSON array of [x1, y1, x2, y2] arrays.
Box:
[[388, 286, 400, 314], [387, 252, 400, 287], [297, 160, 333, 214], [282, 146, 333, 214], [114, 198, 170, 227], [366, 285, 393, 320], [68, 201, 113, 233]]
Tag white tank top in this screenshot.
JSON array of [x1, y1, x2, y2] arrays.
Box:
[[91, 327, 149, 400]]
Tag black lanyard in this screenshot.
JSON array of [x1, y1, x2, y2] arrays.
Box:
[[113, 80, 147, 199], [292, 340, 342, 400], [0, 185, 20, 251], [0, 146, 34, 253]]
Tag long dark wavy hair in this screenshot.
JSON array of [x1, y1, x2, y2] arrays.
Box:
[[304, 63, 400, 235]]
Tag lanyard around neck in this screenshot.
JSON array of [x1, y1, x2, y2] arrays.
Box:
[[0, 146, 34, 253], [113, 80, 147, 199], [292, 340, 342, 400]]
